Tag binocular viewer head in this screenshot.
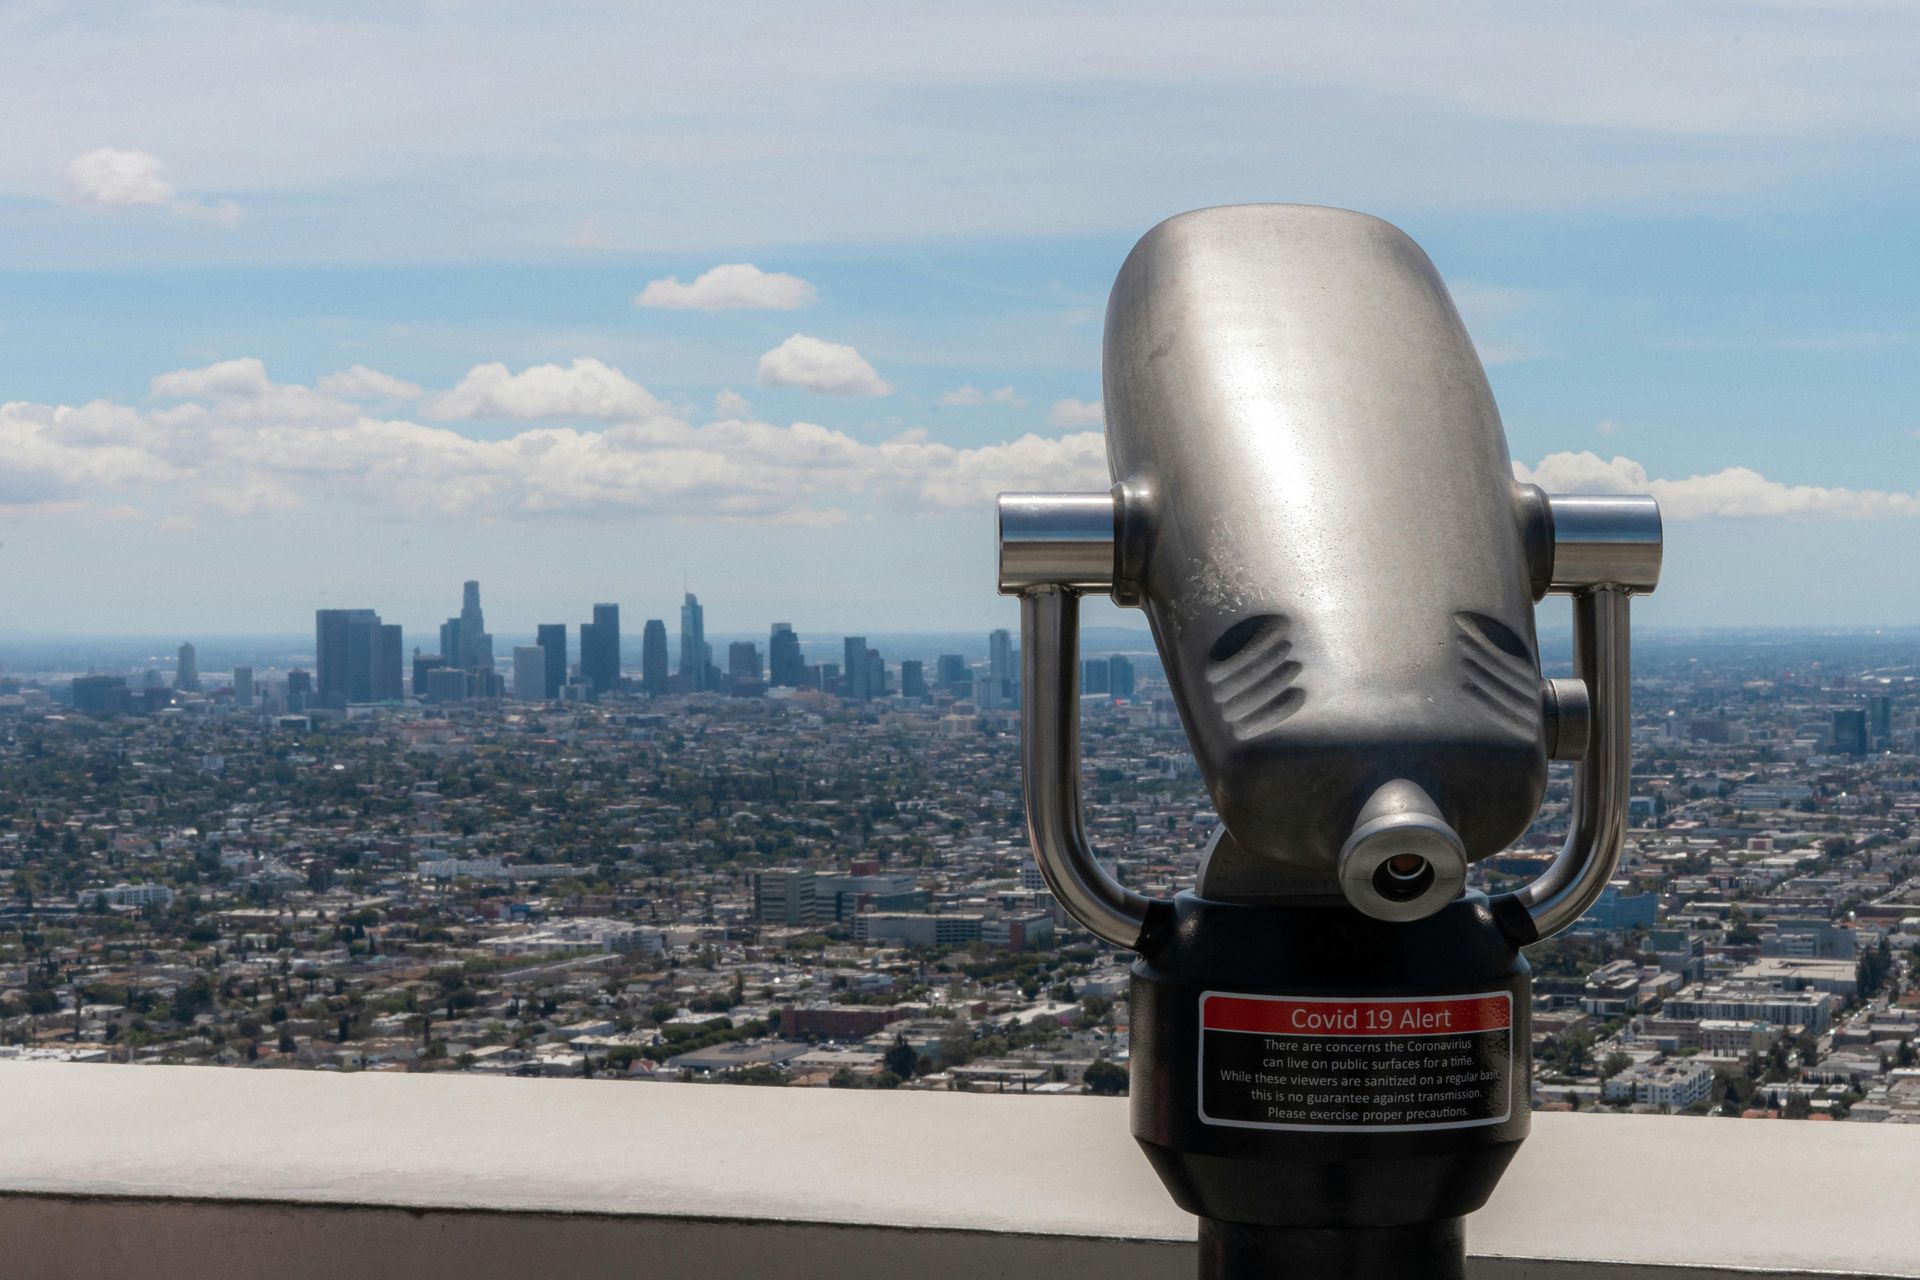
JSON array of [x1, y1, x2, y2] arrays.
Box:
[[1000, 205, 1661, 931]]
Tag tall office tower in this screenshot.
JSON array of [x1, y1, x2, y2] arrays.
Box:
[[678, 593, 706, 691], [173, 642, 200, 692], [1108, 654, 1136, 698], [842, 636, 869, 700], [377, 624, 405, 701], [1833, 708, 1870, 756], [729, 641, 762, 681], [536, 624, 567, 699], [580, 603, 620, 693], [988, 628, 1015, 704], [457, 580, 494, 672], [317, 609, 374, 706], [286, 669, 312, 712], [511, 646, 546, 700], [865, 648, 886, 699], [936, 654, 969, 692], [1082, 657, 1111, 694], [1869, 693, 1893, 744], [900, 659, 926, 699], [439, 617, 462, 666], [232, 666, 254, 707], [641, 619, 669, 695], [579, 620, 602, 689], [768, 623, 804, 687], [413, 653, 446, 696]]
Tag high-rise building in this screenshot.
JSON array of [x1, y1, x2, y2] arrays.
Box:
[[1869, 694, 1893, 744], [1082, 658, 1111, 694], [1833, 708, 1869, 756], [988, 628, 1015, 706], [641, 619, 669, 696], [936, 654, 969, 694], [865, 647, 886, 699], [413, 653, 445, 696], [458, 580, 494, 673], [314, 609, 400, 705], [536, 624, 567, 699], [232, 666, 254, 707], [71, 675, 130, 714], [1108, 654, 1136, 699], [286, 669, 312, 712], [729, 641, 762, 681], [581, 603, 621, 692], [174, 642, 199, 693], [439, 617, 462, 666], [768, 623, 805, 688], [679, 593, 707, 691], [377, 623, 404, 701], [512, 646, 547, 700], [843, 636, 869, 701], [425, 668, 467, 704], [316, 608, 380, 707], [900, 659, 926, 699]]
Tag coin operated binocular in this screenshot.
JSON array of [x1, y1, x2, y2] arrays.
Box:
[[997, 206, 1663, 1280]]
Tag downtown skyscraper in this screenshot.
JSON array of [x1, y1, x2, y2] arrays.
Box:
[[581, 603, 621, 693], [316, 608, 402, 707], [535, 624, 567, 699], [679, 593, 708, 692], [641, 619, 669, 696], [768, 622, 804, 688]]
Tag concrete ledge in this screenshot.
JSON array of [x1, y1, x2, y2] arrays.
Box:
[[1, 1063, 1914, 1279]]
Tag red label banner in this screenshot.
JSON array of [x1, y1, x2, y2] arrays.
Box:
[[1202, 994, 1511, 1038]]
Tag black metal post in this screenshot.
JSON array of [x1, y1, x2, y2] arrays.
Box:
[[1198, 1217, 1465, 1280]]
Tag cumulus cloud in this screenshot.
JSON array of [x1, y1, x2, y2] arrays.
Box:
[[1514, 451, 1920, 519], [65, 147, 239, 225], [1049, 398, 1104, 428], [0, 358, 1102, 524], [317, 365, 424, 401], [713, 388, 752, 418], [756, 334, 892, 397], [149, 357, 348, 420], [26, 361, 1906, 533], [636, 263, 817, 310], [941, 385, 1025, 407], [426, 358, 665, 421]]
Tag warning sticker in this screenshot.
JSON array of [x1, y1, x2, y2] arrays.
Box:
[[1197, 991, 1513, 1132]]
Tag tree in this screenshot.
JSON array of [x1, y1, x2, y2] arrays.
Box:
[[883, 1035, 917, 1079], [1600, 1051, 1632, 1080], [1084, 1059, 1128, 1096]]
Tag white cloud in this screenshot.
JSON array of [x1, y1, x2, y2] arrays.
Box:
[[1048, 398, 1104, 428], [65, 147, 240, 226], [425, 358, 665, 421], [149, 357, 347, 420], [1514, 451, 1920, 519], [0, 360, 1105, 524], [756, 334, 892, 397], [316, 365, 424, 401], [713, 389, 752, 419], [636, 264, 817, 311], [941, 385, 1025, 407], [28, 360, 1915, 533]]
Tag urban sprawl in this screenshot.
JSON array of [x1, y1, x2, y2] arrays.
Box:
[[3, 583, 1917, 1122]]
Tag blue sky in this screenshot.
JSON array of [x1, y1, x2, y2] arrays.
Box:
[[2, 1, 1917, 637]]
